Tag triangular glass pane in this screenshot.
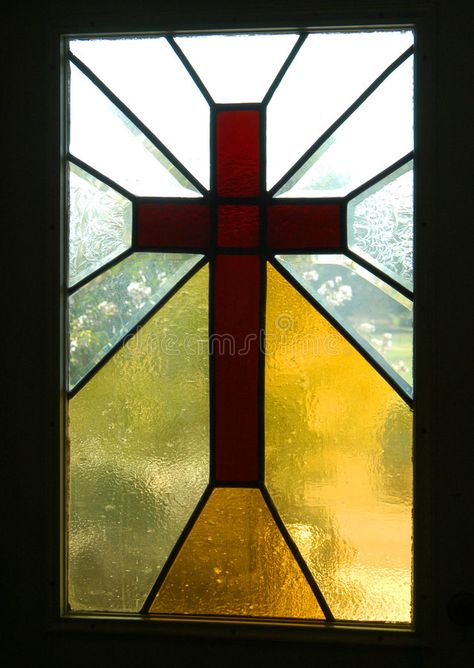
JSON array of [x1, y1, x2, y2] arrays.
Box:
[[348, 161, 414, 291], [68, 252, 203, 390], [175, 33, 299, 103], [276, 254, 413, 393], [265, 264, 412, 623], [267, 30, 413, 189], [276, 56, 413, 198], [70, 38, 210, 189], [69, 63, 200, 197], [68, 162, 132, 287], [68, 266, 209, 612], [150, 487, 325, 619]]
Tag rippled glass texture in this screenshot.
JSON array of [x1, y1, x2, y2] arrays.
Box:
[[265, 265, 413, 622], [70, 38, 210, 189], [68, 163, 132, 287], [267, 30, 413, 189], [69, 63, 199, 197], [276, 254, 413, 390], [348, 162, 414, 291], [68, 266, 210, 612], [175, 33, 298, 103], [68, 253, 202, 389], [150, 487, 325, 619], [276, 56, 413, 198]]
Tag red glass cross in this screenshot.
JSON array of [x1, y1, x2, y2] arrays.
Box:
[[136, 108, 341, 483]]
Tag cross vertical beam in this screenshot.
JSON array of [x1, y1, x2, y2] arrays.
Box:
[[213, 254, 261, 481], [213, 108, 262, 482]]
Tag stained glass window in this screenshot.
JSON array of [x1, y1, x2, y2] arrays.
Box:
[[65, 29, 414, 626]]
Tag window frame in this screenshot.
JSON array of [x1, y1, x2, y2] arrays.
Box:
[[53, 5, 435, 646]]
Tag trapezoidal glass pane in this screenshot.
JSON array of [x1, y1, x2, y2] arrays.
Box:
[[174, 33, 299, 102], [68, 265, 209, 612], [69, 62, 200, 197], [149, 487, 325, 619], [348, 161, 414, 291], [70, 38, 210, 189], [265, 264, 413, 623], [276, 254, 413, 391], [68, 162, 132, 287], [267, 30, 413, 189], [68, 252, 202, 390], [276, 56, 413, 198]]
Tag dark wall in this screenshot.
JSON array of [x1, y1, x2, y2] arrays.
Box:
[[3, 1, 473, 666]]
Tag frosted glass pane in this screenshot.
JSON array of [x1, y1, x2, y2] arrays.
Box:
[[265, 264, 413, 623], [68, 252, 202, 389], [68, 162, 132, 287], [70, 38, 210, 189], [69, 63, 200, 197], [175, 34, 299, 102], [276, 56, 413, 197], [267, 30, 413, 189], [150, 488, 325, 619], [276, 254, 413, 390], [348, 163, 414, 291], [68, 266, 209, 612]]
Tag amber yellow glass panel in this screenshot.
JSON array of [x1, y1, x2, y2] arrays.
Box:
[[150, 487, 325, 619], [265, 264, 412, 623], [68, 266, 209, 612]]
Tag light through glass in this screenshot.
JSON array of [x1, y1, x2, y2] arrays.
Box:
[[66, 28, 414, 626]]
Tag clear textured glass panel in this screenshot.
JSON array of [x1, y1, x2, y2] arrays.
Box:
[[348, 162, 414, 291], [68, 266, 209, 612], [70, 38, 210, 189], [267, 30, 413, 189], [68, 162, 132, 287], [276, 254, 413, 390], [69, 63, 200, 197], [276, 56, 413, 197], [175, 33, 299, 102], [68, 252, 202, 389], [150, 487, 325, 619], [265, 264, 413, 623]]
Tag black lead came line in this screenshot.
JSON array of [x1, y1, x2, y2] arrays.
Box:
[[68, 247, 134, 296], [166, 36, 215, 107], [141, 483, 214, 614], [269, 257, 414, 407], [260, 485, 335, 622], [262, 32, 308, 108], [344, 246, 414, 301], [68, 154, 138, 203], [268, 45, 415, 197], [258, 102, 267, 485], [68, 52, 208, 196], [67, 256, 209, 399], [343, 152, 414, 203]]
